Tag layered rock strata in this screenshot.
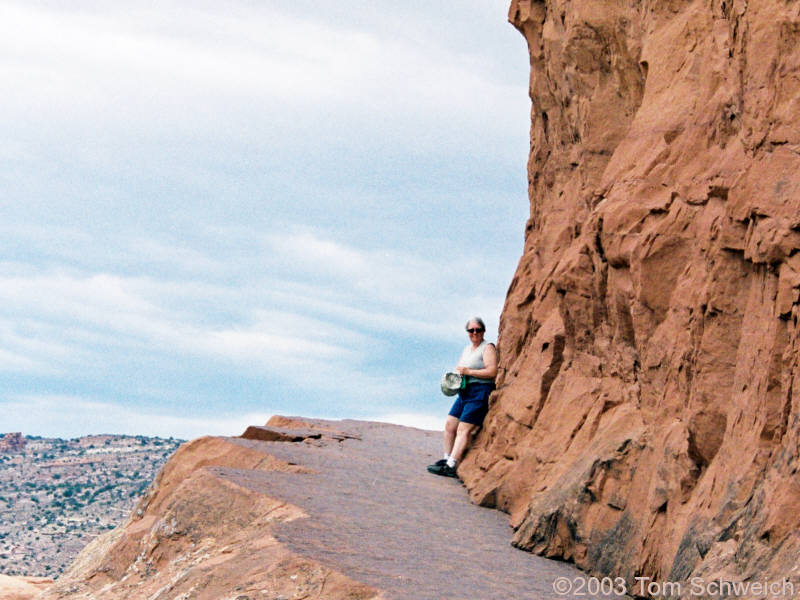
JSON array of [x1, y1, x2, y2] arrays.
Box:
[[460, 0, 800, 591]]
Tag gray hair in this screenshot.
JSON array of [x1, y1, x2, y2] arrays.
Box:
[[465, 317, 486, 331]]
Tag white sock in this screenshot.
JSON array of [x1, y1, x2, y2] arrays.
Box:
[[443, 453, 450, 461], [446, 457, 457, 468]]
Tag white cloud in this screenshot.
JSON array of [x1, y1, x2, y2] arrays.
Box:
[[129, 237, 226, 276], [0, 225, 507, 383], [0, 320, 80, 375], [0, 218, 509, 419], [0, 1, 525, 146], [0, 268, 366, 385], [261, 229, 506, 330], [267, 232, 370, 280], [0, 1, 526, 436], [0, 347, 45, 373]]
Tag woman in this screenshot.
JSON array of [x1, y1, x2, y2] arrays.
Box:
[[427, 317, 497, 478]]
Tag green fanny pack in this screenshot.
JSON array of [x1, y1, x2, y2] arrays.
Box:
[[463, 376, 493, 387]]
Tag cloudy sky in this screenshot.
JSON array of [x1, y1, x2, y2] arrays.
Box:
[[0, 0, 531, 439]]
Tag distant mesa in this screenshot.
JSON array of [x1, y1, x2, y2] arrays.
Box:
[[0, 432, 182, 581], [0, 433, 26, 453]]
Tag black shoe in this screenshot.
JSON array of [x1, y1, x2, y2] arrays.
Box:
[[426, 459, 446, 472], [427, 463, 458, 478]]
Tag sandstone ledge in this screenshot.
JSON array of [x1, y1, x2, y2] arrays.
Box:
[[36, 416, 590, 600]]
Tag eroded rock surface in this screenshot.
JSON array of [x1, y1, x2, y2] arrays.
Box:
[[460, 0, 800, 592]]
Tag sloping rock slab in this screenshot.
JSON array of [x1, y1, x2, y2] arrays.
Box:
[[40, 417, 617, 600], [226, 418, 609, 600]]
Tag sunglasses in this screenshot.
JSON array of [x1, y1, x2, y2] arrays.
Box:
[[466, 328, 484, 334]]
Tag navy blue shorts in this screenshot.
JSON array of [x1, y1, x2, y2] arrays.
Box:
[[448, 381, 495, 426]]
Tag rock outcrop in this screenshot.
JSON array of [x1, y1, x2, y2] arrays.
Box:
[[0, 433, 26, 453], [460, 0, 800, 592], [38, 422, 379, 600]]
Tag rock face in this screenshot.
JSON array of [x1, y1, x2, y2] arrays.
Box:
[[460, 0, 800, 591]]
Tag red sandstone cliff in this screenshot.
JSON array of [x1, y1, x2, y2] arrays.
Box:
[[460, 0, 800, 591]]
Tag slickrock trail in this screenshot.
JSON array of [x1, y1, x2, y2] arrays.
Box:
[[36, 416, 606, 600], [226, 418, 592, 600]]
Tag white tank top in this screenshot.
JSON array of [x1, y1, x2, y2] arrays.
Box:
[[457, 341, 494, 383]]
